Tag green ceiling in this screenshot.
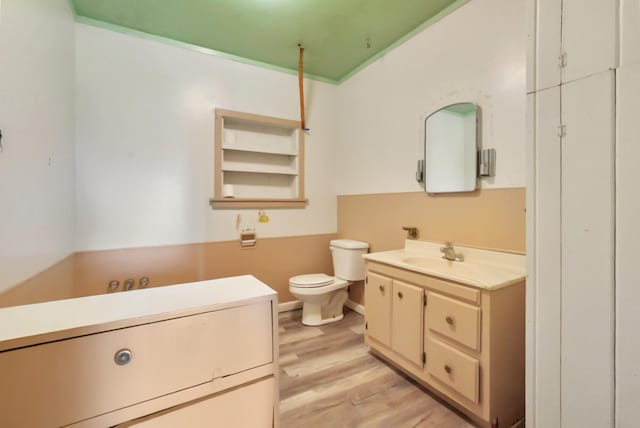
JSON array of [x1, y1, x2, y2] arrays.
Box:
[[70, 0, 464, 83]]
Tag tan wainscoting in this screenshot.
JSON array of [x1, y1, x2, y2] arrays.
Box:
[[0, 234, 336, 308], [338, 188, 525, 304], [0, 255, 76, 308]]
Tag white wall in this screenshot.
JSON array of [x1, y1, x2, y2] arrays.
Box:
[[0, 0, 76, 292], [75, 24, 338, 251], [334, 0, 526, 195]]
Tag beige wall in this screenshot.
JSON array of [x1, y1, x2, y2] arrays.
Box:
[[0, 234, 336, 308], [338, 188, 525, 304]]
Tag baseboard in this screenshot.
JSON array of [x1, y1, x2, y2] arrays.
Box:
[[278, 300, 303, 313], [345, 299, 365, 315]]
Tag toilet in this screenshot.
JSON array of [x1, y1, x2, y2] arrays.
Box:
[[289, 239, 369, 326]]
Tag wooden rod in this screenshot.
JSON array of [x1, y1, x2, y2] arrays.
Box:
[[298, 46, 306, 130]]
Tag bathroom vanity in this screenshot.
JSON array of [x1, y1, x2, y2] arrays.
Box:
[[363, 241, 525, 428], [0, 276, 278, 428]]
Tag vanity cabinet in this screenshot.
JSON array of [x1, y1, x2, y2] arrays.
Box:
[[364, 261, 524, 428]]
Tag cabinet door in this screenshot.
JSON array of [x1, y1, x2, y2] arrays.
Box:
[[364, 272, 392, 347], [536, 0, 563, 90], [562, 0, 618, 83], [616, 62, 640, 428], [391, 280, 424, 367], [561, 70, 614, 428], [535, 0, 618, 89], [530, 85, 562, 428]]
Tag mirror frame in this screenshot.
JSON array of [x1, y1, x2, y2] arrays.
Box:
[[423, 102, 479, 194]]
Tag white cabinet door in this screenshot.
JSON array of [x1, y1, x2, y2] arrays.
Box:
[[391, 280, 423, 367], [615, 63, 640, 428], [534, 0, 618, 89], [561, 70, 615, 428], [562, 0, 618, 83], [620, 0, 640, 67], [530, 85, 562, 428], [535, 0, 563, 90]]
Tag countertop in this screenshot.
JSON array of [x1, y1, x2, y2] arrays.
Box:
[[363, 240, 526, 290]]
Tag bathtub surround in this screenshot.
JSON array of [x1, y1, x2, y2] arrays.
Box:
[[0, 234, 335, 308], [0, 276, 279, 427], [0, 0, 76, 293]]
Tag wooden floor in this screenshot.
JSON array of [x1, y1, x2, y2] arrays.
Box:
[[279, 309, 475, 428]]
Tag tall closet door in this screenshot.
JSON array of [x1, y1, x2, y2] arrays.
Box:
[[562, 0, 618, 83], [561, 70, 615, 428], [535, 0, 562, 91], [615, 63, 640, 428], [530, 85, 562, 428], [620, 0, 640, 67]]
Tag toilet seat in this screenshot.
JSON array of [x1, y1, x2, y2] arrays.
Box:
[[289, 273, 334, 288]]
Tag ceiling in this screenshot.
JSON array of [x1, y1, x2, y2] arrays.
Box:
[[71, 0, 462, 83]]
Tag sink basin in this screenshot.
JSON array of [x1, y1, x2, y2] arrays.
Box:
[[401, 257, 476, 276], [363, 240, 526, 290]]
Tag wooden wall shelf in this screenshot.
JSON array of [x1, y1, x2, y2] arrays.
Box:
[[212, 109, 306, 209]]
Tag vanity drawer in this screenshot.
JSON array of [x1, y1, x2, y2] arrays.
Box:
[[427, 292, 481, 351], [427, 337, 480, 404], [0, 302, 273, 428]]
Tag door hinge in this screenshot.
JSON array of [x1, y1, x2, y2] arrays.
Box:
[[365, 275, 368, 285], [423, 294, 427, 307], [365, 322, 368, 330], [422, 352, 426, 364], [558, 52, 567, 68], [557, 124, 566, 138]]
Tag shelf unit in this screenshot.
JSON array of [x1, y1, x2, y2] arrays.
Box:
[[210, 109, 307, 209]]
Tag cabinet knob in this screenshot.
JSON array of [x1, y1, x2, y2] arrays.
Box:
[[444, 364, 452, 374], [114, 349, 133, 366], [379, 285, 384, 294], [397, 291, 403, 299], [445, 316, 454, 325]]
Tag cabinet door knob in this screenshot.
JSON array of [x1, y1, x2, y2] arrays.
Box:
[[379, 285, 384, 294], [114, 349, 133, 366], [444, 364, 452, 374], [397, 291, 403, 299], [445, 316, 454, 325]]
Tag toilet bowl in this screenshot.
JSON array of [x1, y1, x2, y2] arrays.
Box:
[[289, 239, 369, 326], [289, 274, 349, 326]]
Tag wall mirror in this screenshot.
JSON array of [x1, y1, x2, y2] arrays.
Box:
[[424, 102, 478, 193]]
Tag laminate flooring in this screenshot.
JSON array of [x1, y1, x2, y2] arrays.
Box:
[[279, 309, 475, 428]]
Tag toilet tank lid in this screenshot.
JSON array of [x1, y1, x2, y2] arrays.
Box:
[[330, 239, 369, 250]]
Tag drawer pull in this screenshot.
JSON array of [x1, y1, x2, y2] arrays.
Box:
[[379, 285, 385, 294], [445, 316, 454, 325], [444, 364, 452, 374], [114, 349, 133, 366], [398, 291, 403, 299]]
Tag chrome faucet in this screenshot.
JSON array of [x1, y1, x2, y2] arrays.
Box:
[[440, 241, 464, 262]]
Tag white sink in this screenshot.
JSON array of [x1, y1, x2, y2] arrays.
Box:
[[364, 240, 526, 290]]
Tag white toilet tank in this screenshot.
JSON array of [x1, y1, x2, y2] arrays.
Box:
[[330, 239, 369, 281]]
